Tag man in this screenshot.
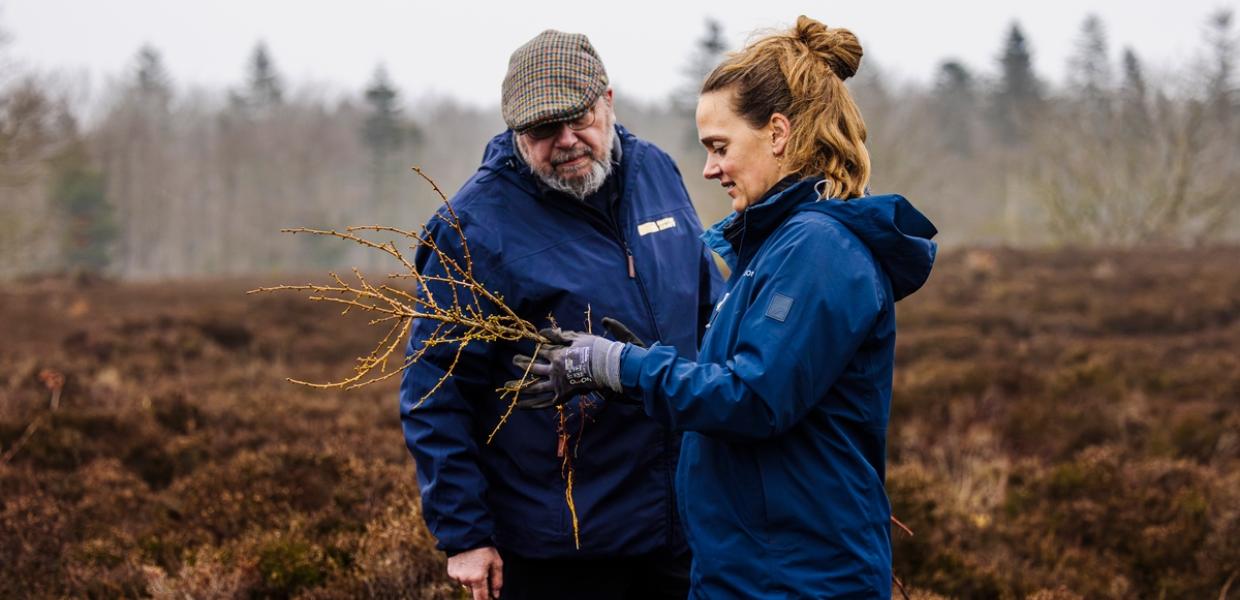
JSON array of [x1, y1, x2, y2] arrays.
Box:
[[399, 30, 722, 600]]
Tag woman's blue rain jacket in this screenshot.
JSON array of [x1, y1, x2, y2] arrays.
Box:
[[619, 178, 938, 598]]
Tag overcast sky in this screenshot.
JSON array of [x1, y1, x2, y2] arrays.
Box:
[[2, 0, 1233, 109]]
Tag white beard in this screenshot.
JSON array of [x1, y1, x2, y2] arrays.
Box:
[[518, 121, 615, 200]]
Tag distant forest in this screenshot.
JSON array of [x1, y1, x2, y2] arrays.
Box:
[[1, 12, 1237, 279]]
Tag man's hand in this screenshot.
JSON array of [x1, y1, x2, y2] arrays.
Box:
[[447, 546, 503, 600]]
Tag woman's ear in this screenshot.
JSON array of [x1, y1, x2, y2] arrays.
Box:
[[769, 112, 791, 158]]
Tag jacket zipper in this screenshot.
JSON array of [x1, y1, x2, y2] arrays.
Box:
[[619, 239, 677, 551], [502, 157, 662, 341], [606, 200, 677, 553], [611, 224, 662, 343], [581, 194, 678, 551], [507, 155, 677, 550]]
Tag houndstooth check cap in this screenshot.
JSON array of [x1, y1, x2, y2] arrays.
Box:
[[502, 30, 609, 132]]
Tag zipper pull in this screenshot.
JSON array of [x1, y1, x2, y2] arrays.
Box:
[[626, 250, 636, 279]]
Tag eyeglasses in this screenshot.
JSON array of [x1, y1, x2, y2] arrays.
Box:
[[521, 105, 597, 141]]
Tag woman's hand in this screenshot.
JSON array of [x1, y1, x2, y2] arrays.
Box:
[[509, 318, 642, 409]]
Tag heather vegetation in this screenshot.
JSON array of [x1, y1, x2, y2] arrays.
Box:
[[0, 278, 456, 598], [3, 8, 1239, 600], [2, 248, 1236, 598]]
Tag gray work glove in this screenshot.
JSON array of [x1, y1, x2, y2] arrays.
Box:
[[508, 318, 646, 410]]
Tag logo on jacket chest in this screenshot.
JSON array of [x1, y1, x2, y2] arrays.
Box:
[[637, 216, 677, 236], [705, 270, 761, 331]]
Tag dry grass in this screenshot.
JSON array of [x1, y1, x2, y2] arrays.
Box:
[[1, 246, 1238, 598]]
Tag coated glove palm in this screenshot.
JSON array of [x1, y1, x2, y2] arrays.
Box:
[[509, 318, 644, 409]]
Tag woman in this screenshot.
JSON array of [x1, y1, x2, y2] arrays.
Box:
[[517, 15, 937, 599]]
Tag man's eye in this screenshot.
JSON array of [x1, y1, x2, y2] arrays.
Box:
[[529, 124, 558, 139]]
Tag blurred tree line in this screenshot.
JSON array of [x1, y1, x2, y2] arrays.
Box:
[[1, 12, 1237, 279]]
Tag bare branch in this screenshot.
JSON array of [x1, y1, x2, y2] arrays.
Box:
[[250, 169, 549, 404]]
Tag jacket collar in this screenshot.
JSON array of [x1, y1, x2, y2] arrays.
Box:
[[702, 176, 824, 273]]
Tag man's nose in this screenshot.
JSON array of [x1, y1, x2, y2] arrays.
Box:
[[553, 124, 579, 148]]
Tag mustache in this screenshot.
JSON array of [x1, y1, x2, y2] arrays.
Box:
[[550, 146, 594, 166]]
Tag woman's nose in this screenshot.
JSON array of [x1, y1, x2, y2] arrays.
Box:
[[702, 158, 721, 180]]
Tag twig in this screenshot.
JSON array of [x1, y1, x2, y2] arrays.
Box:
[[252, 167, 595, 548], [249, 170, 547, 409], [1, 369, 65, 466], [487, 341, 542, 444], [891, 515, 915, 538], [893, 574, 911, 600], [0, 413, 48, 466], [890, 515, 914, 600]]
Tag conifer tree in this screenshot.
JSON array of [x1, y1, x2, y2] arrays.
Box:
[[674, 19, 728, 150], [932, 60, 977, 155], [135, 44, 172, 103], [231, 41, 284, 110], [361, 65, 414, 233], [363, 66, 405, 159], [1068, 14, 1113, 116], [52, 126, 114, 273], [992, 22, 1042, 144], [1203, 9, 1237, 124], [1119, 48, 1150, 134]]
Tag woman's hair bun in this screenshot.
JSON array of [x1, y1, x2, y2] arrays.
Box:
[[794, 15, 863, 80]]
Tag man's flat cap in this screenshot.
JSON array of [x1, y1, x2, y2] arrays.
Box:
[[502, 30, 608, 132]]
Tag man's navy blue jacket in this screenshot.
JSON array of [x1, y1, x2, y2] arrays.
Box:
[[620, 178, 938, 598], [400, 125, 723, 559]]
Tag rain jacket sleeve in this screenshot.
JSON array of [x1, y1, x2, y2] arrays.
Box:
[[620, 218, 886, 440], [399, 214, 501, 554]]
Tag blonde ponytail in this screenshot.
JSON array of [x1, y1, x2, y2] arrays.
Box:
[[702, 15, 870, 199]]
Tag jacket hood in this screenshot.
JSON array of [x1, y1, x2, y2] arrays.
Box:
[[799, 192, 938, 301], [480, 130, 516, 168], [703, 178, 938, 301]]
